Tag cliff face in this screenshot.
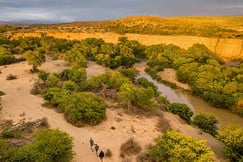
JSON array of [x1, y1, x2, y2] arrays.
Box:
[[14, 32, 243, 61]]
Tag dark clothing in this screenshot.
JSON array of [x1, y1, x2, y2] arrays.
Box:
[[89, 138, 94, 147], [99, 150, 105, 159], [95, 144, 99, 156], [89, 138, 94, 151]]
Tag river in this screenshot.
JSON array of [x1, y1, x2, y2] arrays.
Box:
[[134, 62, 243, 129]]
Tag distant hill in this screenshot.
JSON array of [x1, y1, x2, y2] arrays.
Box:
[[0, 21, 8, 25], [5, 15, 243, 61], [23, 15, 243, 39]]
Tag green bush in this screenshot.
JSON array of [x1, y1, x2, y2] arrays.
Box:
[[118, 83, 158, 111], [23, 50, 45, 72], [193, 113, 218, 136], [1, 128, 21, 138], [219, 125, 243, 162], [0, 137, 16, 161], [58, 92, 107, 126], [11, 129, 73, 162], [86, 71, 131, 91], [43, 88, 69, 107], [167, 103, 193, 123], [119, 67, 139, 81], [38, 70, 49, 81], [67, 67, 87, 83], [136, 77, 159, 96], [46, 74, 60, 88], [63, 80, 78, 92], [0, 46, 15, 65], [148, 130, 214, 162]]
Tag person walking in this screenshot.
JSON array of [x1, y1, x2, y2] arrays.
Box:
[[94, 144, 99, 156], [99, 150, 105, 162], [89, 137, 94, 151]]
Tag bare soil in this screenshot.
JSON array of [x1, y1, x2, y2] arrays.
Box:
[[0, 60, 226, 162]]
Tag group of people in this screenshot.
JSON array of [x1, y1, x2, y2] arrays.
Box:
[[89, 137, 105, 161]]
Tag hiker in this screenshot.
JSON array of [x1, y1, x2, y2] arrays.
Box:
[[94, 144, 99, 156], [99, 150, 105, 162], [89, 137, 94, 151]]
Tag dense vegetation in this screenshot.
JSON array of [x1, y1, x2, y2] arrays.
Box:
[[37, 63, 159, 126], [193, 113, 218, 136], [145, 43, 243, 116], [148, 130, 214, 162], [167, 103, 193, 123], [0, 32, 242, 116], [219, 125, 243, 161], [0, 128, 73, 162]]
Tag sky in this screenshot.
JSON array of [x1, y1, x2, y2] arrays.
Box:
[[0, 0, 243, 23]]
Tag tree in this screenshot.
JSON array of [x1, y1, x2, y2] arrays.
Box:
[[11, 129, 73, 162], [58, 92, 107, 126], [67, 67, 87, 83], [65, 47, 87, 68], [0, 46, 15, 65], [118, 83, 136, 111], [23, 50, 45, 72], [118, 83, 158, 111], [119, 68, 139, 82], [193, 113, 218, 136], [148, 130, 214, 162], [219, 125, 243, 162]]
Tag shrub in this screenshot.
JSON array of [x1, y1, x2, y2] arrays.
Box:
[[23, 50, 45, 72], [30, 81, 47, 95], [46, 74, 60, 88], [118, 83, 158, 111], [119, 67, 139, 81], [0, 137, 16, 161], [136, 152, 150, 162], [58, 92, 107, 126], [38, 70, 49, 81], [0, 46, 15, 65], [0, 90, 5, 96], [148, 130, 214, 162], [105, 149, 112, 157], [63, 80, 78, 92], [156, 114, 172, 133], [193, 113, 218, 136], [6, 74, 17, 80], [1, 128, 21, 138], [218, 125, 243, 162], [167, 103, 193, 123], [120, 138, 142, 158], [11, 129, 73, 162], [43, 88, 68, 107], [136, 77, 159, 96]]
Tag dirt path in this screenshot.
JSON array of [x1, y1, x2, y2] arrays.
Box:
[[0, 60, 161, 162]]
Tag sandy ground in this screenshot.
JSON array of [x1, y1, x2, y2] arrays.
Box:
[[0, 60, 226, 162], [158, 68, 191, 91], [0, 60, 161, 162]]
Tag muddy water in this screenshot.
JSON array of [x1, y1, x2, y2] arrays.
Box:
[[134, 62, 243, 129]]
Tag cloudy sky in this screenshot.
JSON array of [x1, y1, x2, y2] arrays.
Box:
[[0, 0, 243, 23]]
